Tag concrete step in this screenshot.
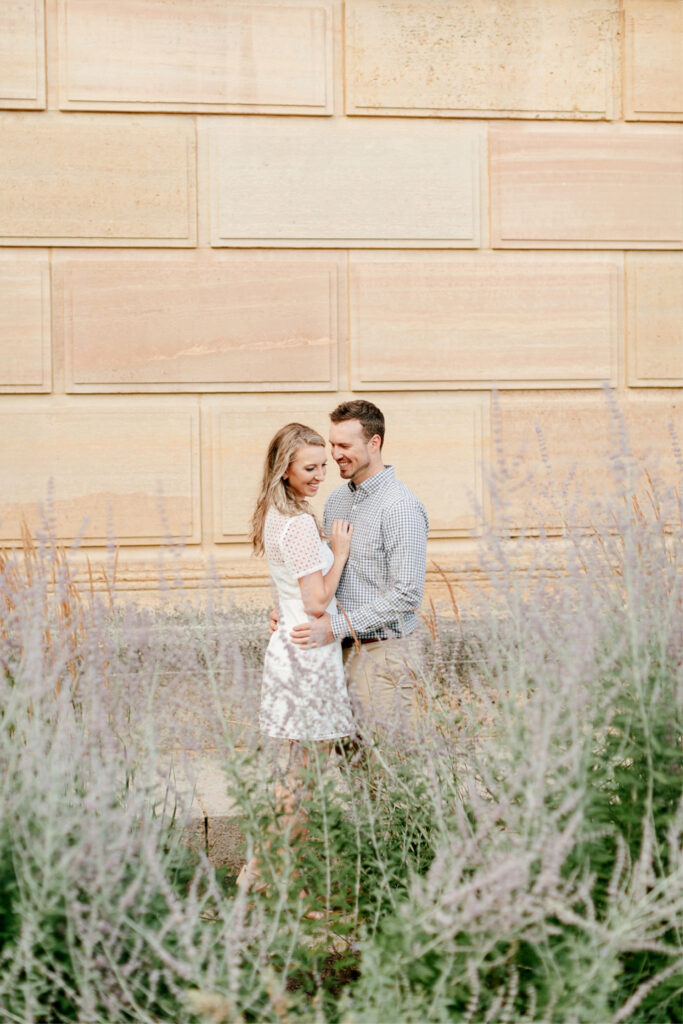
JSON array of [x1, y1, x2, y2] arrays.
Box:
[[160, 748, 246, 871]]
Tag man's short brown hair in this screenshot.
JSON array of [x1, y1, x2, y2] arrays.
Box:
[[329, 400, 385, 447]]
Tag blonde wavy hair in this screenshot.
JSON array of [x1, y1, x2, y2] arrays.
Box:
[[251, 422, 326, 555]]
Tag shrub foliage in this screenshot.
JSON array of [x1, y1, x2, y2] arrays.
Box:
[[0, 413, 681, 1022]]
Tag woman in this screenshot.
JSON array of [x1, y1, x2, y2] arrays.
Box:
[[237, 423, 354, 893]]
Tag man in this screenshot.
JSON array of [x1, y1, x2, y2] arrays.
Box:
[[289, 399, 429, 736]]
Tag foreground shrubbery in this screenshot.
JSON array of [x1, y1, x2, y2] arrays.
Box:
[[0, 420, 682, 1022]]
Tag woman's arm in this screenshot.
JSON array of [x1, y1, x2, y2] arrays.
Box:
[[298, 520, 352, 617]]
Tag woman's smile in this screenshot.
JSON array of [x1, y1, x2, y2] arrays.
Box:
[[283, 444, 328, 499]]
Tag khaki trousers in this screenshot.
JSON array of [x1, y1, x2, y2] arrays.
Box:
[[342, 634, 420, 739]]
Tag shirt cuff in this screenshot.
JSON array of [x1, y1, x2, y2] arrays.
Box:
[[330, 612, 350, 642]]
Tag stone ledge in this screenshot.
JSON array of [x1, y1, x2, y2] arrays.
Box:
[[164, 749, 246, 870]]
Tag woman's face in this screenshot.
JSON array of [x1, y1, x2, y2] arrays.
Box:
[[283, 444, 327, 499]]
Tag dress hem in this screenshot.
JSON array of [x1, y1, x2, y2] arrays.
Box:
[[260, 730, 353, 742]]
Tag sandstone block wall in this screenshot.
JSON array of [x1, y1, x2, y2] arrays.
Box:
[[1, 0, 681, 603]]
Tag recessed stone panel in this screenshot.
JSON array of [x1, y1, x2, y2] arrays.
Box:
[[627, 255, 683, 385], [0, 401, 200, 544], [380, 393, 489, 536], [0, 253, 50, 392], [0, 0, 45, 109], [58, 0, 333, 113], [0, 113, 196, 246], [346, 0, 618, 119], [495, 392, 682, 530], [56, 253, 341, 392], [490, 125, 683, 249], [350, 253, 619, 389], [210, 392, 489, 542], [625, 0, 683, 121], [208, 117, 482, 247]]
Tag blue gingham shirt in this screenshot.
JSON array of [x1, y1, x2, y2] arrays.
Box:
[[323, 467, 429, 641]]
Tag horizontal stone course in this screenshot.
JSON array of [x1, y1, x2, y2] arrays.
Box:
[[490, 124, 683, 249], [350, 253, 619, 388], [0, 401, 200, 544], [56, 253, 342, 392], [0, 0, 45, 109], [0, 113, 197, 246], [345, 0, 618, 119], [57, 0, 333, 114], [624, 0, 683, 121], [207, 117, 483, 247], [496, 392, 682, 530], [0, 253, 50, 392], [627, 255, 683, 386]]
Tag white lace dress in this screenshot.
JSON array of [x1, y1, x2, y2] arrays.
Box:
[[260, 507, 354, 741]]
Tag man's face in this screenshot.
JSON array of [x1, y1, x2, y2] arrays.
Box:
[[329, 419, 377, 485]]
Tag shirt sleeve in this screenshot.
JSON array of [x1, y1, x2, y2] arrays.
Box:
[[330, 499, 428, 640], [280, 514, 325, 579]]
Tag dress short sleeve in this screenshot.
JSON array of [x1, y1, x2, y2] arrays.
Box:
[[281, 514, 325, 579]]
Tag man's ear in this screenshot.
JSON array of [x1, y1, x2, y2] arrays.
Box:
[[369, 434, 382, 452]]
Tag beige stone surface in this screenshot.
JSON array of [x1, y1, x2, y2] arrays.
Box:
[[496, 392, 682, 530], [627, 254, 683, 386], [0, 400, 200, 543], [45, 546, 484, 610], [160, 751, 245, 869], [207, 117, 483, 247], [0, 0, 45, 109], [350, 253, 619, 389], [210, 392, 489, 543], [0, 113, 196, 246], [182, 815, 245, 871], [490, 125, 683, 249], [0, 253, 50, 392], [56, 252, 342, 392], [167, 751, 240, 819], [624, 0, 683, 121], [0, 0, 680, 603], [57, 0, 333, 114], [346, 0, 618, 119], [384, 393, 490, 535]]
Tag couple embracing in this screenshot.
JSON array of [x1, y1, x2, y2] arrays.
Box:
[[238, 400, 428, 895]]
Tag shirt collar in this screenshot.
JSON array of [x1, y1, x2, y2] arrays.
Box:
[[348, 465, 394, 494]]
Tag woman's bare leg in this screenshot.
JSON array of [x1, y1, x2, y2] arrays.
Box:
[[276, 740, 332, 842], [237, 740, 331, 894]]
